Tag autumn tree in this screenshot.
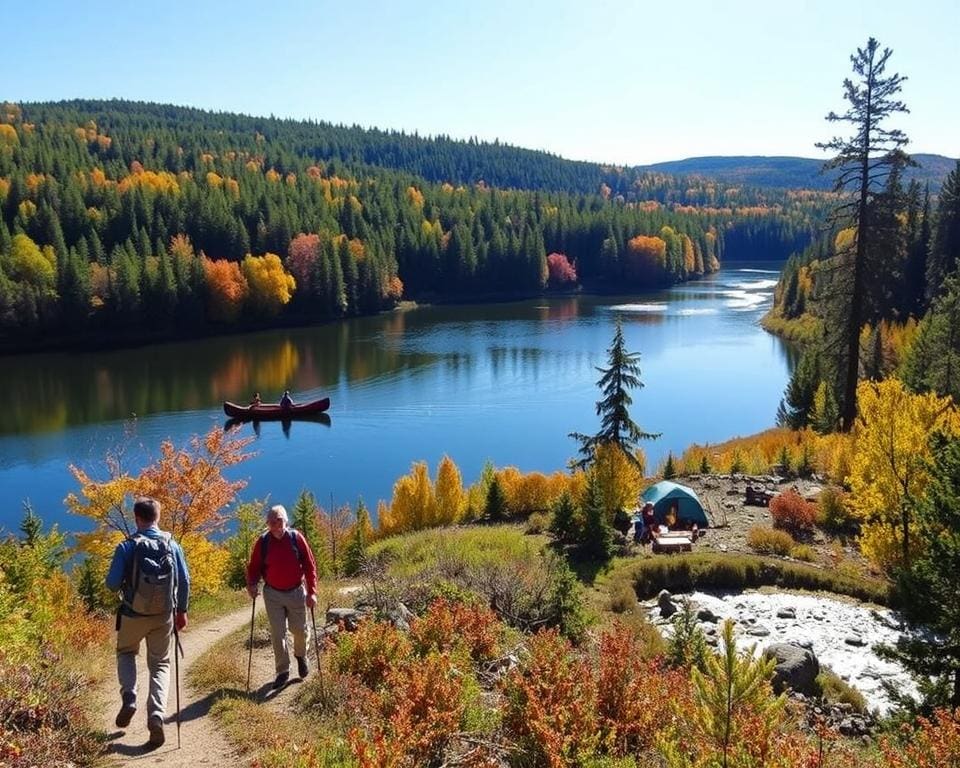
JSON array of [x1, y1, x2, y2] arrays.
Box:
[[434, 455, 464, 525], [880, 433, 960, 711], [817, 37, 910, 431], [846, 379, 960, 572], [343, 499, 374, 576], [242, 252, 296, 317], [546, 252, 577, 287], [204, 257, 248, 323], [570, 319, 659, 470]]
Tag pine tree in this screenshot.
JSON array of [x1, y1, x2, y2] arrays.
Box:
[[569, 319, 659, 470], [926, 161, 960, 302], [343, 499, 372, 577], [663, 452, 677, 480], [291, 490, 327, 576], [662, 620, 784, 768], [816, 38, 910, 431], [879, 433, 960, 710], [484, 475, 508, 522], [579, 471, 613, 561], [548, 491, 579, 546]]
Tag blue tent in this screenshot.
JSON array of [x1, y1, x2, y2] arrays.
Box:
[[641, 481, 709, 528]]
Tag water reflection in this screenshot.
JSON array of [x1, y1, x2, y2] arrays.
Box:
[[223, 412, 332, 437], [0, 262, 795, 529]]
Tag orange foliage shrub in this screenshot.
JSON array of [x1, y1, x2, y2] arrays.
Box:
[[409, 598, 501, 663], [349, 652, 466, 768], [333, 620, 413, 690], [769, 489, 816, 539], [501, 628, 599, 766], [597, 623, 692, 755], [879, 708, 960, 768]]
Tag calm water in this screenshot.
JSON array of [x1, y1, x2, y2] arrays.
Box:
[[0, 262, 793, 533]]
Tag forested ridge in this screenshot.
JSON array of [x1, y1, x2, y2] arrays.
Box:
[[0, 99, 830, 351]]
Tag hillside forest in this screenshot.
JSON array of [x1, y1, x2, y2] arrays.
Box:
[[0, 100, 835, 351], [3, 35, 960, 768]]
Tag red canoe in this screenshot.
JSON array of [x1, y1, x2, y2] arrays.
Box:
[[223, 397, 330, 420]]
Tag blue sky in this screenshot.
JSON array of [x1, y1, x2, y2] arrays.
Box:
[[2, 0, 956, 165]]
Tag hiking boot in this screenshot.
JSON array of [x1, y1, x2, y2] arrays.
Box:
[[115, 693, 136, 728], [296, 656, 309, 678], [147, 715, 165, 747], [271, 671, 289, 689]]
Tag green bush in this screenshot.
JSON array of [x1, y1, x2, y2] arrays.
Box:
[[607, 578, 637, 614], [816, 486, 859, 534], [789, 544, 817, 562], [747, 526, 795, 556], [620, 553, 889, 604], [525, 511, 551, 535], [815, 669, 867, 713]]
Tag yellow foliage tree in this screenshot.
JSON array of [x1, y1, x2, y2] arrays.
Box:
[[242, 253, 296, 317], [6, 233, 56, 287], [847, 379, 960, 572], [179, 533, 230, 595], [591, 442, 644, 519], [434, 455, 464, 525], [387, 461, 437, 533]]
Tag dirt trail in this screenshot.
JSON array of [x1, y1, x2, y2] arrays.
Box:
[[100, 604, 257, 766]]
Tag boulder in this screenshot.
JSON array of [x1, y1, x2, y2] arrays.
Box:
[[388, 602, 416, 631], [764, 643, 820, 696], [657, 590, 677, 619], [697, 607, 720, 623], [326, 607, 363, 631], [776, 607, 797, 619]]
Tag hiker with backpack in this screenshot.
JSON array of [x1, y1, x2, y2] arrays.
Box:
[[105, 497, 190, 748], [246, 504, 318, 689]]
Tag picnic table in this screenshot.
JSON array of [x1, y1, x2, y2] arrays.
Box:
[[652, 531, 694, 554]]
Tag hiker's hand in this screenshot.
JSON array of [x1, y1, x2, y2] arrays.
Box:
[[247, 585, 259, 599], [175, 612, 188, 631], [306, 593, 317, 609]]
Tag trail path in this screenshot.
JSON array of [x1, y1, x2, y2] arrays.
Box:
[[100, 604, 257, 766]]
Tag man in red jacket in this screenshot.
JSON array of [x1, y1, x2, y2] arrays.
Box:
[[246, 504, 318, 689]]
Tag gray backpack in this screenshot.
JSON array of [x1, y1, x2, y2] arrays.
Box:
[[124, 532, 176, 616]]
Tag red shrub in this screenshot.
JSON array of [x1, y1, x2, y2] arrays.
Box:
[[349, 652, 466, 768], [409, 597, 501, 663], [879, 708, 960, 768], [332, 620, 412, 690], [769, 489, 816, 539], [501, 628, 599, 767], [597, 623, 692, 756]]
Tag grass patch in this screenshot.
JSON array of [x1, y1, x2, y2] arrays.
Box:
[[189, 588, 249, 624], [747, 526, 795, 556], [367, 524, 548, 577], [212, 696, 356, 768], [612, 553, 890, 605], [816, 669, 868, 713]]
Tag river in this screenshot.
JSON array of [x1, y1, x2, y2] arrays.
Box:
[[0, 262, 793, 532]]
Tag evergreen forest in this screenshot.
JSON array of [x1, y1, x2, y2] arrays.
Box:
[[0, 99, 839, 351]]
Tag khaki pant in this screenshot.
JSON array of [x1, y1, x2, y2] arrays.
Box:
[[263, 584, 309, 674], [116, 611, 173, 720]]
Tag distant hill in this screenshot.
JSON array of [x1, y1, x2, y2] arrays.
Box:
[[642, 154, 957, 192]]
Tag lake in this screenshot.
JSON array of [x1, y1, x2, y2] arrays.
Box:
[[0, 262, 793, 533]]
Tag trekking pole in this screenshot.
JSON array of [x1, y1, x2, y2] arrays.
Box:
[[173, 621, 183, 749], [246, 594, 257, 693], [309, 606, 327, 705]]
